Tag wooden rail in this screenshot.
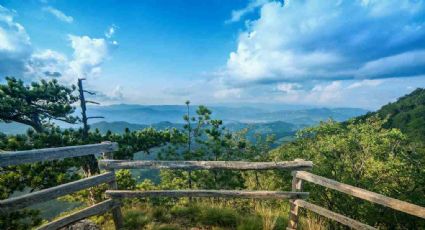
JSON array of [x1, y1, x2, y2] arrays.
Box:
[[106, 190, 309, 200], [0, 172, 115, 212], [294, 200, 377, 230], [294, 171, 425, 219], [0, 142, 118, 167], [36, 199, 120, 230], [0, 142, 124, 230], [99, 160, 313, 171]]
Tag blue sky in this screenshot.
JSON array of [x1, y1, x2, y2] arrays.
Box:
[[1, 0, 425, 109]]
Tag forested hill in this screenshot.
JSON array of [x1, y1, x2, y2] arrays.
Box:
[[357, 88, 425, 142]]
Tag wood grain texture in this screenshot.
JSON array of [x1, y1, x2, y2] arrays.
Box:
[[0, 172, 115, 212], [102, 149, 125, 230], [0, 142, 118, 167], [287, 174, 304, 230], [36, 199, 119, 230], [106, 190, 309, 200], [294, 171, 425, 219], [294, 200, 377, 230], [99, 160, 313, 171]]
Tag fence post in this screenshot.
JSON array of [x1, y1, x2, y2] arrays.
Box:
[[287, 160, 304, 230], [101, 141, 124, 229]]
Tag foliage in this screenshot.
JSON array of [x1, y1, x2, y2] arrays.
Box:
[[270, 117, 425, 229], [0, 77, 79, 132], [358, 88, 425, 143], [123, 210, 150, 230], [0, 125, 176, 228]]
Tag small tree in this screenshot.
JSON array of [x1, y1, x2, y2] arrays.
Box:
[[0, 77, 79, 132]]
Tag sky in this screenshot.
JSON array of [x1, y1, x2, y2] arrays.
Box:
[[0, 0, 425, 109]]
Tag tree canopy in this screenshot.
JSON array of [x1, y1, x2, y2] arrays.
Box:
[[0, 77, 79, 132]]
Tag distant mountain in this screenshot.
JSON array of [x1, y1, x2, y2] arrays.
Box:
[[86, 104, 368, 125], [0, 105, 367, 135], [358, 88, 425, 142]]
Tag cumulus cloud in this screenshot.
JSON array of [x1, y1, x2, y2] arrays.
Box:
[[43, 6, 73, 23], [226, 0, 425, 83], [25, 35, 115, 83], [0, 5, 32, 77], [66, 35, 111, 80], [27, 49, 68, 78], [226, 0, 269, 23], [0, 4, 117, 87]]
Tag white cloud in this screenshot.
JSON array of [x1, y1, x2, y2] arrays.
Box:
[[0, 5, 32, 76], [0, 5, 117, 85], [65, 35, 114, 81], [226, 0, 425, 83], [43, 6, 73, 23], [347, 79, 383, 89], [105, 24, 117, 38], [276, 83, 302, 93], [226, 0, 269, 23], [214, 87, 242, 99], [111, 85, 123, 99], [27, 49, 68, 78]]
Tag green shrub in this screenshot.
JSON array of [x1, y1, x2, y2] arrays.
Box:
[[123, 210, 150, 230], [237, 215, 263, 230], [151, 207, 170, 222], [273, 216, 286, 230], [154, 224, 181, 230], [170, 205, 201, 222], [199, 207, 239, 227]]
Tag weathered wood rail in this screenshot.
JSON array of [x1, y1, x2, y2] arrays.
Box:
[[99, 159, 313, 171], [0, 172, 115, 212], [0, 142, 124, 230], [102, 159, 313, 228], [106, 190, 309, 200], [0, 142, 117, 167], [37, 199, 120, 230], [287, 170, 425, 230]]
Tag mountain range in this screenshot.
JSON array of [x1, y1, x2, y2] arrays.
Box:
[[86, 104, 367, 125], [0, 105, 368, 135]]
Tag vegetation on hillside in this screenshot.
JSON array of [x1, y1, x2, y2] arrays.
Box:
[[358, 88, 425, 142]]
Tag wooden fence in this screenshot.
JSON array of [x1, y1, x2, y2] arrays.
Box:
[[0, 142, 124, 230], [99, 158, 313, 229], [2, 142, 425, 230], [287, 171, 425, 230]]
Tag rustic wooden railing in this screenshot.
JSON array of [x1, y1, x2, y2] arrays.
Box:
[[99, 159, 313, 228], [287, 171, 425, 230], [0, 142, 124, 230]]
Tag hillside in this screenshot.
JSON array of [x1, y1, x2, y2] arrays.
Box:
[[358, 88, 425, 142]]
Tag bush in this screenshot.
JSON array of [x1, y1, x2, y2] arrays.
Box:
[[153, 224, 181, 230], [170, 205, 201, 222], [123, 210, 150, 230], [199, 207, 239, 227], [151, 207, 170, 222], [273, 216, 286, 230], [237, 215, 263, 230]]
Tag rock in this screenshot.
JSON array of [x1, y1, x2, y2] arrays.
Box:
[[60, 219, 100, 230]]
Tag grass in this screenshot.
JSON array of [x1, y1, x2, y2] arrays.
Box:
[[96, 199, 326, 230], [118, 200, 289, 229]]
